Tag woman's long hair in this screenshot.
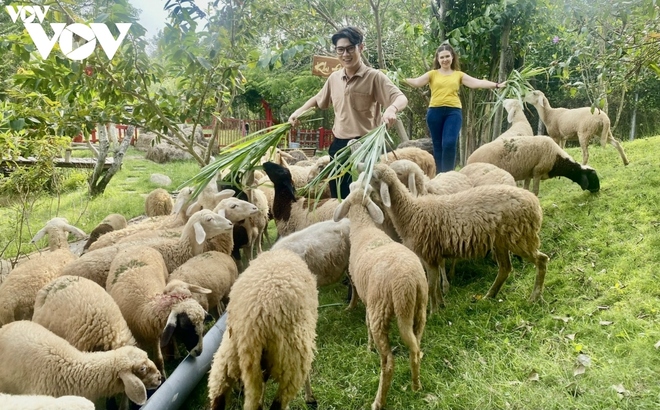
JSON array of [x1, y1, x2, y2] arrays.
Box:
[[433, 44, 460, 71]]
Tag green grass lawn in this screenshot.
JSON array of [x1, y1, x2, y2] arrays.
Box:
[[1, 138, 659, 409]]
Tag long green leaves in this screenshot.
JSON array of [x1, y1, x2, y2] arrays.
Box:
[[488, 65, 548, 121], [179, 109, 316, 198], [302, 123, 394, 200]]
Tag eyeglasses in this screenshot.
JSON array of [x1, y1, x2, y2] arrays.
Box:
[[335, 45, 358, 55]]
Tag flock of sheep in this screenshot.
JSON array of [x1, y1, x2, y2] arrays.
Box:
[[0, 89, 630, 410]]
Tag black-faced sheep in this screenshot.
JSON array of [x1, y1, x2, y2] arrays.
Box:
[[107, 246, 212, 377], [0, 321, 162, 405], [524, 89, 629, 165], [262, 161, 339, 238], [368, 164, 548, 313], [334, 186, 427, 410], [207, 249, 318, 410], [467, 135, 600, 195]]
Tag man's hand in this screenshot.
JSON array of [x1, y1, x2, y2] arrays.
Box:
[[288, 112, 300, 126], [382, 106, 398, 127]]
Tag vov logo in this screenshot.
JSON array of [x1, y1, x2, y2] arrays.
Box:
[[6, 5, 132, 61]]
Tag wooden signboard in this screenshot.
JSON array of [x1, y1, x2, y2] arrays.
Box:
[[312, 55, 342, 78]]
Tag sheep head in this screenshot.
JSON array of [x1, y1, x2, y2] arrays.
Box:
[[262, 161, 296, 198], [160, 298, 207, 357], [503, 99, 523, 124], [188, 209, 234, 245], [333, 185, 384, 225], [214, 197, 259, 223], [116, 346, 161, 405], [523, 90, 546, 108], [581, 166, 600, 193]]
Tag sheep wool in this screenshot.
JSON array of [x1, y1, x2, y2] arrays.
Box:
[[370, 163, 548, 312], [497, 99, 534, 139], [524, 89, 629, 166], [0, 393, 95, 410], [467, 135, 600, 195], [208, 249, 318, 410], [333, 186, 427, 410], [457, 162, 516, 188], [33, 275, 136, 352], [0, 321, 161, 405], [145, 188, 173, 217]]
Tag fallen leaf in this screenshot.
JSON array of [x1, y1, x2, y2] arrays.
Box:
[[654, 340, 660, 349], [552, 316, 572, 323], [600, 320, 614, 326], [443, 358, 454, 370], [566, 333, 576, 341], [612, 384, 628, 397], [574, 364, 586, 376], [577, 354, 591, 367], [597, 269, 607, 274], [527, 370, 540, 382], [597, 306, 610, 310], [423, 394, 439, 404]]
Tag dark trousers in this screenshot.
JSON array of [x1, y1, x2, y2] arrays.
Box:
[[328, 137, 359, 199], [426, 107, 463, 173]]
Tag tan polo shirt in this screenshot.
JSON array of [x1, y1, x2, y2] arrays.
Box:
[[314, 63, 404, 139]]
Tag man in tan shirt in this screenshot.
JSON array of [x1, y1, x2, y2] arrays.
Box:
[[289, 26, 408, 198]]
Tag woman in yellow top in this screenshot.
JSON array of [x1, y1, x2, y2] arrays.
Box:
[[405, 44, 505, 173]]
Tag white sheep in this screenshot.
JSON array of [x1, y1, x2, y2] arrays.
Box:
[[497, 99, 534, 139], [368, 163, 548, 313], [30, 217, 86, 252], [467, 135, 600, 195], [0, 321, 162, 405], [381, 146, 436, 178], [271, 218, 351, 287], [242, 170, 271, 259], [0, 393, 95, 410], [168, 250, 238, 317], [262, 161, 340, 238], [388, 159, 472, 197], [61, 209, 234, 287], [457, 162, 517, 188], [107, 246, 212, 377], [524, 89, 629, 165], [33, 275, 136, 352], [102, 213, 128, 230], [333, 185, 428, 410], [145, 188, 173, 217], [82, 213, 128, 252], [0, 248, 76, 326], [207, 249, 318, 410]]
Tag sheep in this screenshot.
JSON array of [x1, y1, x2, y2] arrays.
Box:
[[271, 218, 351, 287], [0, 258, 12, 285], [388, 159, 472, 197], [207, 249, 318, 410], [524, 89, 629, 165], [497, 99, 534, 139], [283, 149, 311, 164], [209, 197, 260, 271], [381, 146, 436, 178], [467, 135, 600, 195], [333, 185, 427, 410], [0, 321, 162, 405], [168, 251, 238, 317], [458, 162, 517, 187], [30, 217, 86, 252], [107, 246, 212, 377], [82, 213, 128, 252], [102, 213, 128, 230], [262, 161, 340, 238], [0, 393, 95, 410], [242, 170, 271, 259], [32, 275, 136, 352], [368, 163, 548, 313], [145, 188, 173, 217], [0, 248, 76, 326], [61, 209, 234, 287]]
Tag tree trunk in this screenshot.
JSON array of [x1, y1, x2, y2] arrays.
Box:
[[369, 0, 386, 69], [88, 125, 134, 197], [490, 19, 511, 142], [629, 91, 638, 141]]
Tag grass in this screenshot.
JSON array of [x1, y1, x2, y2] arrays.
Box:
[[1, 137, 659, 409]]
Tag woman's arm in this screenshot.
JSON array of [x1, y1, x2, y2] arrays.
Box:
[[461, 73, 506, 90], [404, 72, 430, 88]]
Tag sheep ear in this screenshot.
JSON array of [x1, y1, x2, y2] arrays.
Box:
[[188, 284, 212, 294], [172, 193, 188, 214], [366, 198, 384, 224], [507, 108, 515, 124], [379, 181, 391, 208], [216, 189, 235, 200], [119, 370, 147, 405], [31, 227, 47, 244], [193, 221, 207, 244], [186, 201, 202, 217], [160, 311, 177, 347], [407, 173, 417, 197], [333, 200, 350, 222], [216, 208, 227, 218], [538, 94, 544, 107], [65, 224, 86, 239]]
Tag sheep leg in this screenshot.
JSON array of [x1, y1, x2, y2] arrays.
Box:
[[484, 248, 512, 299], [366, 312, 373, 352], [532, 177, 541, 196], [439, 259, 450, 295], [242, 361, 266, 410], [523, 178, 531, 191], [421, 262, 445, 312], [370, 312, 394, 410], [608, 134, 629, 165], [303, 375, 317, 407], [270, 370, 308, 410], [579, 135, 590, 165], [397, 316, 423, 391], [528, 250, 549, 302], [143, 340, 167, 379]]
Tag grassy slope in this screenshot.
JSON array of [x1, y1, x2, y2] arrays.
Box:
[[2, 139, 659, 409]]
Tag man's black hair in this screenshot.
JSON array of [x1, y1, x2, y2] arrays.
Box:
[[331, 26, 364, 46]]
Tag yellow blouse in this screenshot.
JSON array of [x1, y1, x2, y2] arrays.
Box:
[[428, 70, 464, 108]]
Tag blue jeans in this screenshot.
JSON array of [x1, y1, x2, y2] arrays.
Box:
[[328, 137, 359, 199], [426, 107, 463, 173]]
